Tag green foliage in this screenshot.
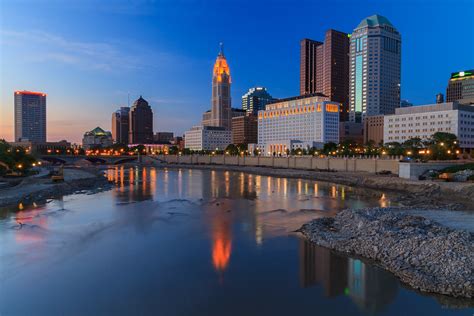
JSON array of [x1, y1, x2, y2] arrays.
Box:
[[0, 140, 36, 175], [441, 163, 474, 173]]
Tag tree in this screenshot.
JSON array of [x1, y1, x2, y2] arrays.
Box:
[[0, 140, 36, 175], [225, 144, 239, 155], [427, 132, 459, 160], [322, 142, 337, 155]]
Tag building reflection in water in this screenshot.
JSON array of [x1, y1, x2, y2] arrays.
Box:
[[106, 166, 156, 203], [299, 239, 398, 315], [211, 214, 232, 273]]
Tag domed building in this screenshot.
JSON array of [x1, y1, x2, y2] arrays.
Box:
[[82, 127, 113, 150], [129, 96, 154, 144]]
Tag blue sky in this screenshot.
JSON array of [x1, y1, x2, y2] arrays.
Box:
[[1, 0, 473, 143]]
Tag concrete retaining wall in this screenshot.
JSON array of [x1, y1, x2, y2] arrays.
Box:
[[158, 155, 400, 175], [399, 161, 466, 180]]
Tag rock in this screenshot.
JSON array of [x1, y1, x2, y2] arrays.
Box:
[[299, 207, 474, 299]]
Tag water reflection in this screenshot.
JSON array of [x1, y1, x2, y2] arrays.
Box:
[[299, 239, 398, 314]]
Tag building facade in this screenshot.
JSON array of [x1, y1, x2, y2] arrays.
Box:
[[258, 94, 340, 155], [349, 15, 401, 121], [14, 90, 47, 142], [241, 87, 274, 115], [82, 127, 113, 150], [184, 126, 232, 151], [446, 70, 474, 104], [111, 107, 130, 144], [339, 122, 364, 144], [300, 30, 350, 121], [231, 115, 258, 145], [363, 115, 384, 145], [383, 102, 474, 149], [154, 132, 174, 143], [129, 96, 153, 144], [202, 44, 232, 129]]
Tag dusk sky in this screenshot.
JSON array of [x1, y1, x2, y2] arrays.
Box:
[[1, 0, 473, 143]]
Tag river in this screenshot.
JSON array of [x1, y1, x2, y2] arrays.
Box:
[[0, 167, 472, 315]]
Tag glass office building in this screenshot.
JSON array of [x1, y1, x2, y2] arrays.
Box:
[[14, 90, 47, 142]]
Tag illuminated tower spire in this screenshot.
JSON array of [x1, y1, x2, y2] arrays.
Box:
[[209, 43, 231, 129]]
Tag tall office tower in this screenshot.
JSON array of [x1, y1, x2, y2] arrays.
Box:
[[349, 15, 401, 122], [14, 90, 47, 142], [300, 30, 350, 121], [241, 87, 274, 115], [208, 43, 232, 129], [129, 96, 153, 144], [446, 70, 474, 104], [111, 107, 130, 144]]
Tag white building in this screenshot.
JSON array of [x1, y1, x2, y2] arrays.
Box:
[[257, 94, 340, 155], [184, 125, 232, 151], [383, 102, 474, 148], [349, 15, 401, 121]]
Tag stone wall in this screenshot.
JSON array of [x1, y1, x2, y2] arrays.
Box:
[[158, 155, 400, 175]]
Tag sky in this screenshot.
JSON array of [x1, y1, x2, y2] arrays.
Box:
[[0, 0, 473, 143]]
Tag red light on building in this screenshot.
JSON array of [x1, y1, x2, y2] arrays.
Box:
[[14, 90, 47, 97]]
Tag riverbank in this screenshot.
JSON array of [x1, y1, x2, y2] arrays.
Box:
[[298, 207, 474, 298], [0, 167, 111, 207], [154, 163, 474, 210]]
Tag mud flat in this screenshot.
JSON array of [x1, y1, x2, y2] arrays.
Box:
[[299, 207, 474, 298], [157, 163, 474, 210], [0, 168, 111, 207]]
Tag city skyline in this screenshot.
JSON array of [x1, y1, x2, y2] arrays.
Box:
[[1, 0, 473, 143]]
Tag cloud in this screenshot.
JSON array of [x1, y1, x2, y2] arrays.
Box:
[[0, 29, 171, 72]]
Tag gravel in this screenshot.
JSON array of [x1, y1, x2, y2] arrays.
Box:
[[298, 207, 474, 298]]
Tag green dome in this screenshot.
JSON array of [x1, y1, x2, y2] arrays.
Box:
[[356, 15, 393, 29]]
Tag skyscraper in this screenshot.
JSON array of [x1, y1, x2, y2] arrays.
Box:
[[111, 107, 130, 144], [129, 96, 153, 144], [349, 15, 401, 122], [446, 70, 474, 104], [203, 43, 231, 129], [241, 87, 274, 115], [14, 90, 47, 142], [300, 30, 350, 121]]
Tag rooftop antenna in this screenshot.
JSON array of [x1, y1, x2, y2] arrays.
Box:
[[219, 42, 224, 56], [127, 93, 130, 107]]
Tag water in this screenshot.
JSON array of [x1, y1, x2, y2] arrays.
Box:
[[0, 167, 472, 315]]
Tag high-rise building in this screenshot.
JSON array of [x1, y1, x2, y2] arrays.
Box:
[[231, 114, 258, 145], [241, 87, 274, 115], [300, 30, 350, 121], [111, 107, 130, 144], [349, 15, 401, 121], [202, 43, 232, 129], [446, 70, 474, 104], [129, 96, 153, 144], [14, 90, 47, 142], [258, 94, 340, 155]]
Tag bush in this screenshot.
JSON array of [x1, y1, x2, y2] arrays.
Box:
[[441, 163, 474, 173]]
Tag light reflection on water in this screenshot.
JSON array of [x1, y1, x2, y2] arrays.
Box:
[[0, 167, 471, 316]]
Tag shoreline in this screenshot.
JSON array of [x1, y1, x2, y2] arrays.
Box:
[[152, 163, 474, 210], [298, 207, 474, 299], [0, 167, 112, 208]]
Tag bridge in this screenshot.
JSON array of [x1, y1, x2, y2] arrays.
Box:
[[38, 155, 165, 165]]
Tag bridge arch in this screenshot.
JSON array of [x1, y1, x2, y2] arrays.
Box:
[[113, 157, 138, 164], [41, 156, 67, 165]]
